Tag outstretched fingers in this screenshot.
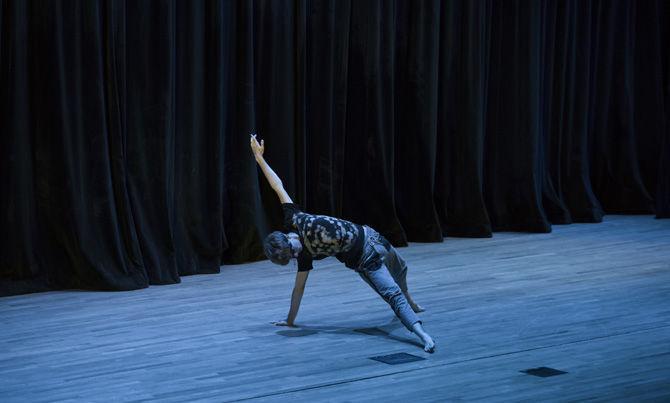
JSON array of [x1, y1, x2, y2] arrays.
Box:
[[250, 133, 264, 157]]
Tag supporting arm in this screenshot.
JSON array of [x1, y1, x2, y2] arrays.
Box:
[[272, 271, 309, 326]]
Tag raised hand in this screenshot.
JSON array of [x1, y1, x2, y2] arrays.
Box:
[[250, 133, 294, 203], [250, 133, 265, 159]]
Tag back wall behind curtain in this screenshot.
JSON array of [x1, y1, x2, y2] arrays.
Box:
[[1, 0, 668, 296]]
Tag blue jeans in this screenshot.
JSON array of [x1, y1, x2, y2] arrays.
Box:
[[356, 227, 420, 331]]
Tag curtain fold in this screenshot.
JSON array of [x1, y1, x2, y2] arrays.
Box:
[[1, 0, 667, 296]]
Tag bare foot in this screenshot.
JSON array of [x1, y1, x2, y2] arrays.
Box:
[[410, 303, 426, 313], [411, 322, 435, 353], [404, 292, 426, 313], [423, 337, 436, 353]]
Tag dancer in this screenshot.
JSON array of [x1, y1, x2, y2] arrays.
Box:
[[251, 134, 435, 353]]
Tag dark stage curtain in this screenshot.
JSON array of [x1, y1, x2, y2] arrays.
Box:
[[1, 0, 668, 296]]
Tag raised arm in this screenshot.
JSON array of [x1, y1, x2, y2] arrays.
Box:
[[250, 134, 293, 204]]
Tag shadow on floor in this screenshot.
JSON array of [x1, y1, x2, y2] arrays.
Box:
[[276, 319, 423, 349]]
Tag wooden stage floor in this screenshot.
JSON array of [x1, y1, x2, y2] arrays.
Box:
[[1, 215, 669, 402]]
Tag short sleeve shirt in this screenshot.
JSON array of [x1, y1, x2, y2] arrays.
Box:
[[282, 204, 365, 271]]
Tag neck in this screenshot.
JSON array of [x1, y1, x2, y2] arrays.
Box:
[[287, 234, 302, 256]]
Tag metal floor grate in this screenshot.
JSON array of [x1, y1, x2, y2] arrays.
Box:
[[521, 367, 568, 377], [370, 353, 426, 365]]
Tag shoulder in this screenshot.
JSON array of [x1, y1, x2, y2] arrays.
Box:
[[283, 203, 308, 231], [282, 203, 303, 216]]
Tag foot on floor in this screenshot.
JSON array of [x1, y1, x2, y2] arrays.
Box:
[[423, 338, 435, 353], [410, 303, 426, 313]]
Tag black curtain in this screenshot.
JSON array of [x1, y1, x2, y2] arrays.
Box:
[[1, 0, 668, 296]]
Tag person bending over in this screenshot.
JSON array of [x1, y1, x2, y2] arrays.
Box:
[[250, 134, 435, 353]]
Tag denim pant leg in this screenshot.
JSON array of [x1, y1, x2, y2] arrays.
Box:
[[357, 271, 379, 296], [360, 265, 421, 331], [384, 245, 409, 293]]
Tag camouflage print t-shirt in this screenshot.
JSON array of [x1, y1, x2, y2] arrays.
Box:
[[282, 203, 365, 272]]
